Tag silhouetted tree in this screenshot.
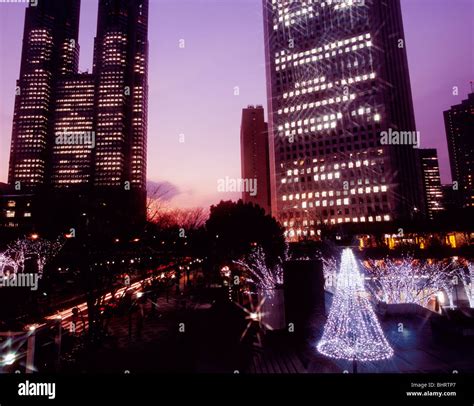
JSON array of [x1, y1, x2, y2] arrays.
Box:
[[205, 200, 285, 267]]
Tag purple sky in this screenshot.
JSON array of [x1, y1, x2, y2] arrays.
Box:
[[0, 0, 472, 209]]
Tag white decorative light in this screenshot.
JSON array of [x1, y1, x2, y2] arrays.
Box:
[[364, 257, 457, 307], [317, 249, 393, 362], [233, 245, 285, 292]]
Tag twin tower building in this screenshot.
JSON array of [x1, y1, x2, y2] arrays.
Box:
[[8, 0, 148, 229]]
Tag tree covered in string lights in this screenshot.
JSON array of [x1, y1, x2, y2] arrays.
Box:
[[363, 257, 456, 307], [0, 252, 19, 276], [5, 236, 64, 278], [233, 245, 285, 292], [459, 263, 474, 308], [321, 256, 338, 292], [317, 248, 393, 362]]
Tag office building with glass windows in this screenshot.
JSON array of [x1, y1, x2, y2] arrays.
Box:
[[263, 0, 425, 239]]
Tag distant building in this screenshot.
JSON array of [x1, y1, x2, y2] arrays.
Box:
[[444, 92, 474, 208], [419, 149, 444, 219], [262, 0, 425, 239], [0, 183, 35, 230], [240, 106, 271, 214]]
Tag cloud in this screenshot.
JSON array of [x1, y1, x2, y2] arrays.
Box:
[[147, 180, 181, 202]]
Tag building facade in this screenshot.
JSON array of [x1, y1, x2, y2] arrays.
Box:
[[444, 92, 474, 209], [240, 106, 271, 214], [93, 0, 148, 193], [0, 183, 35, 231], [52, 74, 95, 188], [7, 0, 149, 228], [8, 0, 81, 190], [441, 184, 462, 212], [263, 0, 425, 239], [418, 149, 444, 219]]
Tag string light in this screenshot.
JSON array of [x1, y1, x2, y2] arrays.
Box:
[[317, 248, 393, 362], [233, 246, 284, 292], [0, 253, 19, 276], [363, 257, 456, 307], [3, 236, 64, 278], [321, 256, 338, 292], [459, 263, 474, 308]]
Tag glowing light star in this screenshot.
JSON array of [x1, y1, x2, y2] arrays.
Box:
[[234, 294, 273, 347], [317, 248, 393, 362], [3, 352, 16, 366]]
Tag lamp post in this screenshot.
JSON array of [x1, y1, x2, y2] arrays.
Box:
[[55, 316, 62, 372], [26, 325, 37, 374]]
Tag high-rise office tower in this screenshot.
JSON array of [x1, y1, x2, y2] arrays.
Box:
[[240, 105, 271, 214], [7, 0, 149, 227], [444, 92, 474, 208], [263, 0, 424, 239], [93, 0, 148, 193], [8, 0, 81, 190], [418, 149, 444, 219]]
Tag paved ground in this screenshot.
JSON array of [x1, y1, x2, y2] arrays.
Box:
[[68, 287, 474, 374], [248, 294, 474, 374]]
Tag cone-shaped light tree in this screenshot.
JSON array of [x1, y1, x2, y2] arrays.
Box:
[[317, 248, 393, 362]]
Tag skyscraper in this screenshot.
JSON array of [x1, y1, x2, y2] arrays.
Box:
[[89, 0, 149, 223], [7, 0, 149, 227], [8, 0, 81, 190], [444, 92, 474, 208], [240, 105, 271, 214], [419, 149, 443, 219], [93, 0, 148, 193], [262, 0, 424, 239]]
